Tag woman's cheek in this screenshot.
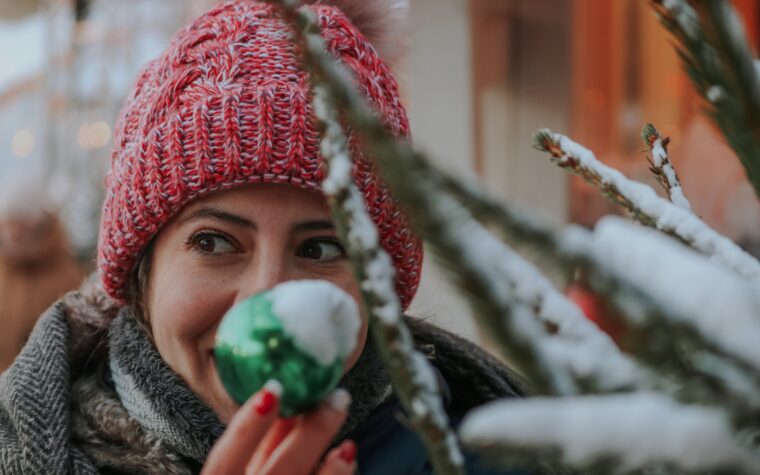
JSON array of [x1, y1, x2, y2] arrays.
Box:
[[149, 258, 236, 368]]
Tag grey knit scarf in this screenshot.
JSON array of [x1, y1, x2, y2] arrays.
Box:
[[0, 303, 98, 474], [107, 309, 391, 461], [108, 311, 225, 462]]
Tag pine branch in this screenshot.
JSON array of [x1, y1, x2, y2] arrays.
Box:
[[533, 129, 648, 225], [460, 393, 760, 475], [268, 6, 760, 472], [313, 84, 466, 475], [533, 129, 760, 281], [565, 219, 760, 424], [264, 0, 587, 399], [320, 52, 760, 418], [422, 205, 646, 394], [269, 0, 760, 417], [641, 124, 692, 212], [649, 0, 760, 200], [397, 182, 579, 397], [454, 228, 646, 394], [357, 126, 760, 419]]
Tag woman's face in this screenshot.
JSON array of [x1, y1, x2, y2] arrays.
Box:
[[146, 183, 367, 423]]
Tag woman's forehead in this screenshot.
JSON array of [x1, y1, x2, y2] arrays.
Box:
[[178, 183, 331, 222]]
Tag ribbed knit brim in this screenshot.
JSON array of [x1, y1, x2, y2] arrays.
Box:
[[98, 0, 422, 309]]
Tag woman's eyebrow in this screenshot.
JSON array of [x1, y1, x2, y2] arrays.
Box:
[[292, 220, 335, 233], [178, 208, 256, 229]]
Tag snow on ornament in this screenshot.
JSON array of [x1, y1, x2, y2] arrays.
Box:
[[214, 280, 361, 416]]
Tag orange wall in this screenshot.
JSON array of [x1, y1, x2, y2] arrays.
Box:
[[568, 0, 760, 226]]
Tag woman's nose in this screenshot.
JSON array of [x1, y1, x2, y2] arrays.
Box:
[[239, 247, 293, 298]]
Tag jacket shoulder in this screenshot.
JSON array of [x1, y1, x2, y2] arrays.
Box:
[[352, 399, 531, 475], [405, 317, 528, 414], [352, 318, 531, 475]]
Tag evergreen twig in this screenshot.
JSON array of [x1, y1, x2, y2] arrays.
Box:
[[397, 180, 579, 396], [270, 0, 760, 420], [641, 123, 692, 212], [313, 76, 466, 475], [461, 393, 760, 475], [266, 2, 654, 399], [533, 130, 648, 225], [533, 129, 760, 281], [650, 0, 760, 200], [266, 0, 760, 470], [341, 118, 760, 419]]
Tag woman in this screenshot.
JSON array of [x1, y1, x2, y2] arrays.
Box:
[[0, 1, 526, 474]]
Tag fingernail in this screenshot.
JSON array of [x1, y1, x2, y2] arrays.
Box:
[[339, 440, 356, 463], [254, 381, 281, 415], [327, 388, 351, 411], [264, 379, 283, 397]]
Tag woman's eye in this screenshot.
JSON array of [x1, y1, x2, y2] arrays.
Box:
[[298, 239, 346, 262], [188, 232, 238, 255]]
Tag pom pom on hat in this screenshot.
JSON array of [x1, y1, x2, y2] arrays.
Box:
[[309, 0, 410, 64]]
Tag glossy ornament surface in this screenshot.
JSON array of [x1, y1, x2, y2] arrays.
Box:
[[215, 280, 360, 416]]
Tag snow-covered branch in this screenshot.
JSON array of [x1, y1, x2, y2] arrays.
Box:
[[274, 0, 756, 406], [405, 187, 579, 396], [534, 129, 760, 281], [313, 83, 465, 475], [453, 219, 646, 393], [314, 81, 760, 415], [460, 393, 760, 474], [530, 131, 760, 415], [641, 123, 692, 212], [405, 177, 760, 416], [263, 1, 760, 472], [263, 0, 584, 396], [571, 219, 760, 415], [585, 218, 760, 369], [280, 4, 646, 395]]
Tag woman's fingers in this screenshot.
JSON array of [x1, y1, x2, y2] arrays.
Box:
[[201, 381, 283, 475], [317, 440, 358, 475], [204, 385, 353, 475], [245, 417, 297, 473], [252, 389, 352, 475]]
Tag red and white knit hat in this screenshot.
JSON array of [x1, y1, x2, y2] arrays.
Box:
[[97, 0, 422, 309]]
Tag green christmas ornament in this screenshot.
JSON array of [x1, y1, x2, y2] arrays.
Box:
[[215, 280, 361, 416]]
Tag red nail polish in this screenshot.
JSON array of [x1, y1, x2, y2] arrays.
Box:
[[340, 441, 356, 463], [254, 390, 277, 415]]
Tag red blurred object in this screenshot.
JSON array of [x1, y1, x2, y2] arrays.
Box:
[[566, 283, 625, 344]]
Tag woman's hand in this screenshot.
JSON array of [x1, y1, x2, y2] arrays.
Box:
[[202, 383, 356, 475]]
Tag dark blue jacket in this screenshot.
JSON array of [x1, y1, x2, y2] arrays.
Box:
[[349, 317, 533, 475], [351, 398, 530, 475]]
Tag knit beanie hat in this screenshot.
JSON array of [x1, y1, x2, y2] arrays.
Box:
[[97, 0, 423, 309]]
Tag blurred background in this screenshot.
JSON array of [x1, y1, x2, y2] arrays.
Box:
[[0, 0, 759, 362]]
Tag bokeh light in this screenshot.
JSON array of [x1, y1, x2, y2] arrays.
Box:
[[11, 129, 34, 158]]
